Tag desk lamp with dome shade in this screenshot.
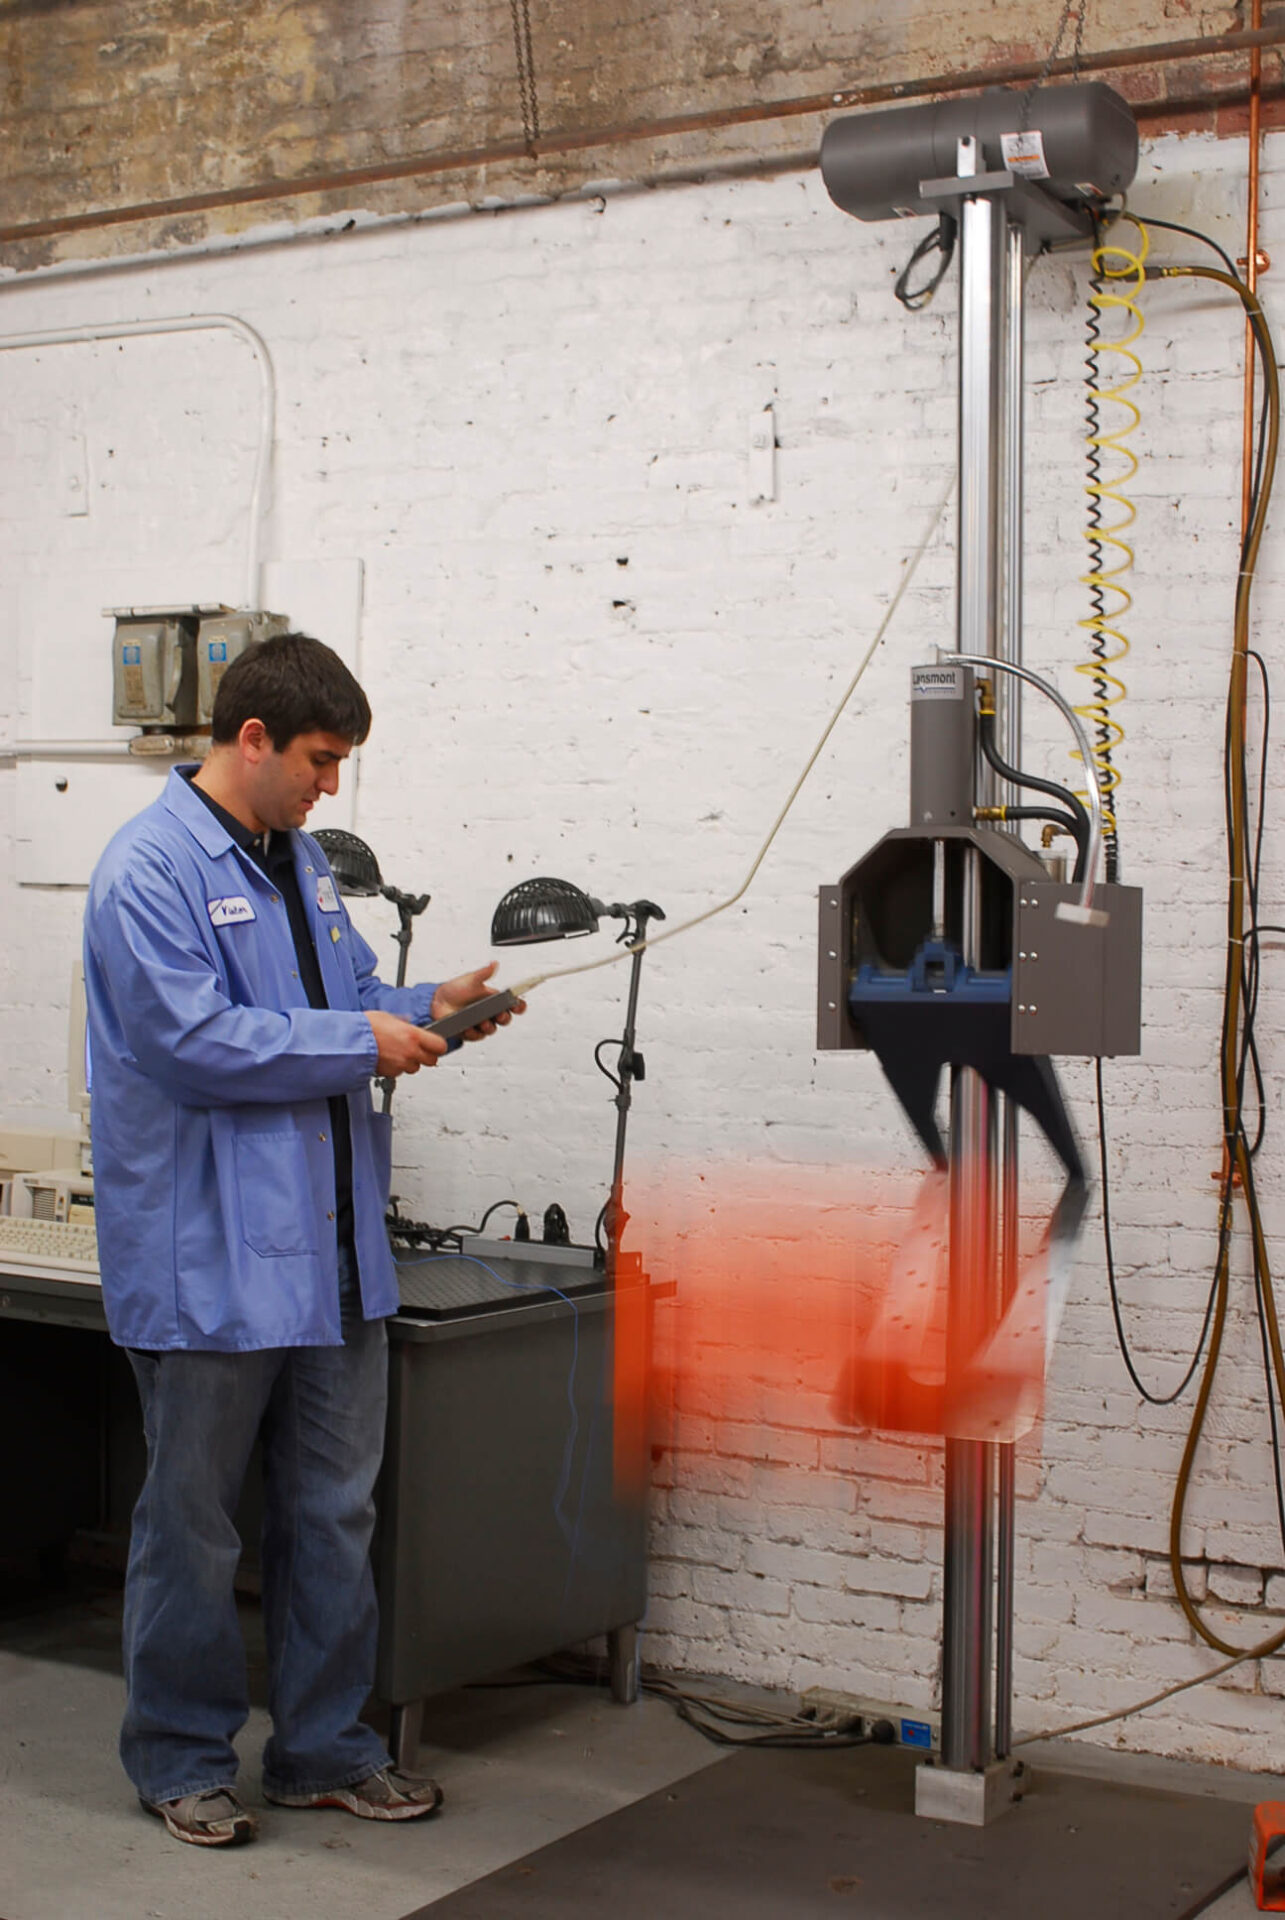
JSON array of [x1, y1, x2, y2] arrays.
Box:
[[311, 827, 431, 1114], [490, 877, 664, 1262]]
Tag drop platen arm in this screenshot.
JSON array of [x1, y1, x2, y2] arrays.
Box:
[[816, 660, 1142, 1181]]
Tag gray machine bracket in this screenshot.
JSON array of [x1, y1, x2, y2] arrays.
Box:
[[917, 168, 1095, 251]]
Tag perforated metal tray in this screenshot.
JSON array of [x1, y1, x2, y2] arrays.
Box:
[[393, 1237, 604, 1320]]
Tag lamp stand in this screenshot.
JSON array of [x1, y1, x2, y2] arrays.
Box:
[[380, 884, 431, 1113], [600, 900, 662, 1268]]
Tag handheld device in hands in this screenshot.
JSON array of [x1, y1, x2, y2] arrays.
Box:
[[423, 988, 520, 1043]]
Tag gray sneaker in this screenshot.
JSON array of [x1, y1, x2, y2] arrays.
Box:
[[266, 1766, 444, 1821], [141, 1787, 259, 1846]]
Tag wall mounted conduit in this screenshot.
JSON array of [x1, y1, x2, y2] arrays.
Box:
[[0, 313, 274, 761]]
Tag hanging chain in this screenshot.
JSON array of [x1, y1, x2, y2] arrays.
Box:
[[1072, 0, 1087, 75], [509, 0, 541, 156], [1021, 0, 1089, 126]]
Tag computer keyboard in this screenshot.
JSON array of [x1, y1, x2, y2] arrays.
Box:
[[0, 1214, 99, 1274]]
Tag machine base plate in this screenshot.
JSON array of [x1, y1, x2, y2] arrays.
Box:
[[915, 1754, 1028, 1826]]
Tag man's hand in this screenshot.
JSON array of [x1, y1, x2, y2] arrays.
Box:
[[431, 961, 526, 1041], [366, 1011, 449, 1077]]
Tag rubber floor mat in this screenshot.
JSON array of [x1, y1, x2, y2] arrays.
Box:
[[405, 1741, 1248, 1919]]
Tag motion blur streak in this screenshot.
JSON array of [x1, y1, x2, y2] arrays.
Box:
[[612, 1161, 1056, 1501]]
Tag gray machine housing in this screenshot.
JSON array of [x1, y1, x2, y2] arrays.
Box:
[[817, 831, 1142, 1061], [817, 659, 1143, 1058], [909, 659, 977, 827], [819, 82, 1138, 233]]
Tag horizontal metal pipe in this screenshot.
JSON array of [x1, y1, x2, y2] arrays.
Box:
[[1, 23, 1283, 248], [0, 740, 134, 759]]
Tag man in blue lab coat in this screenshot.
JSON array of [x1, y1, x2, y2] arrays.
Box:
[[84, 632, 516, 1847]]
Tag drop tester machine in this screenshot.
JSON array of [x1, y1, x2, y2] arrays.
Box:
[[816, 83, 1143, 1824]]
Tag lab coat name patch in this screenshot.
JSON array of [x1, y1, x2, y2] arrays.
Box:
[[208, 895, 257, 927], [316, 876, 341, 913]]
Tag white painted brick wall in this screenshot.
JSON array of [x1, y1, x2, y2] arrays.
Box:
[[3, 129, 1285, 1768]]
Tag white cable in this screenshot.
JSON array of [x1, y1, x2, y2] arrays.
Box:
[[1013, 1643, 1264, 1748], [0, 314, 274, 607], [506, 470, 958, 999]]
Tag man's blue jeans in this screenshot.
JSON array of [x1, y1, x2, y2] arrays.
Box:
[[119, 1257, 392, 1806]]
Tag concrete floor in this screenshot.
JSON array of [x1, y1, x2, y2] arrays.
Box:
[[0, 1579, 724, 1920], [1, 1579, 1280, 1920]]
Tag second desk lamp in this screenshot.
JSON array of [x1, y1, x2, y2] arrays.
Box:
[[491, 877, 664, 1261], [312, 827, 431, 1113]]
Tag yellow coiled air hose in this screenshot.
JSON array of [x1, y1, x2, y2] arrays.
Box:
[[1078, 217, 1148, 875]]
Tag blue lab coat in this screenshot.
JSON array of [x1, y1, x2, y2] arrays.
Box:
[[83, 767, 436, 1352]]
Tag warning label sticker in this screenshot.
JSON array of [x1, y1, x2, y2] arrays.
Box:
[[999, 129, 1051, 180]]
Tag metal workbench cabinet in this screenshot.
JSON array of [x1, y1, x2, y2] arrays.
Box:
[[377, 1239, 650, 1766]]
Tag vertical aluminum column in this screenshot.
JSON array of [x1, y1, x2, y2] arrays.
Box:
[[941, 136, 1007, 1777], [993, 219, 1026, 1763], [1000, 226, 1026, 779]]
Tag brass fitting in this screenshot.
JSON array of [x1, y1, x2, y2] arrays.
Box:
[[1041, 821, 1073, 848]]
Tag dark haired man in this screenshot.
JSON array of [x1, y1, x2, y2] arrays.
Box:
[[84, 633, 517, 1847]]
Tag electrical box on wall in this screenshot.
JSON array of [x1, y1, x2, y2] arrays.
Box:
[[110, 608, 200, 729], [108, 603, 290, 749], [197, 609, 291, 718]]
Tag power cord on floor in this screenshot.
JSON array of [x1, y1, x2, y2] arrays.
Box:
[[643, 1674, 880, 1750], [473, 1655, 885, 1751], [480, 1645, 1275, 1767]]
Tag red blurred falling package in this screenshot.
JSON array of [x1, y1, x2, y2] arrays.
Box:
[[610, 1160, 1054, 1497]]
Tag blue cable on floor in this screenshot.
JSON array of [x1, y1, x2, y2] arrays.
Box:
[[392, 1251, 585, 1562]]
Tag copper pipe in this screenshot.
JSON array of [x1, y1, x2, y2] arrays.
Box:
[[1242, 0, 1264, 539], [2, 21, 1285, 248]]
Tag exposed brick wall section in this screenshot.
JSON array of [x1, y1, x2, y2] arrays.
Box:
[[0, 0, 1271, 268]]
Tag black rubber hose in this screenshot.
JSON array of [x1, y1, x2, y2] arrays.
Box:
[[977, 712, 1091, 881], [998, 803, 1084, 841]]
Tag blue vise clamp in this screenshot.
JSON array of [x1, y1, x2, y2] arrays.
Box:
[[848, 933, 1084, 1185]]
